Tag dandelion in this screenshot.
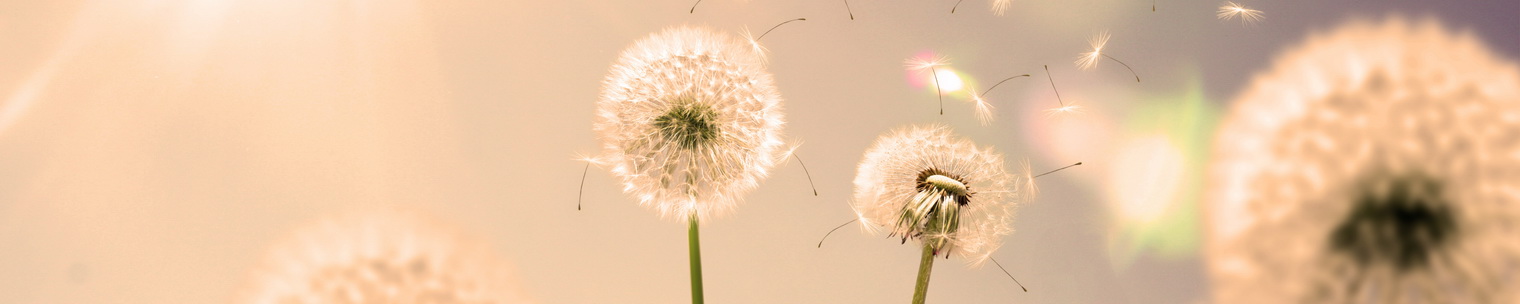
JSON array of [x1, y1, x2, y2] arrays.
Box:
[[1216, 2, 1264, 24], [1207, 17, 1520, 304], [239, 210, 526, 304], [852, 124, 1034, 303], [1074, 31, 1141, 82], [595, 26, 787, 304]]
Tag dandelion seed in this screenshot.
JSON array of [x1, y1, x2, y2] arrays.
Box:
[[742, 18, 806, 61], [782, 143, 820, 196], [1216, 2, 1263, 24], [239, 210, 527, 304], [906, 55, 949, 72], [845, 0, 855, 20], [906, 55, 954, 115], [1075, 31, 1141, 82], [1044, 104, 1082, 117], [852, 124, 1034, 303], [1207, 17, 1520, 304], [992, 0, 1012, 16], [967, 74, 1030, 125], [1041, 65, 1081, 116]]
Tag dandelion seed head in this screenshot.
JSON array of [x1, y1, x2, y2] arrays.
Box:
[[852, 124, 1032, 265], [1076, 31, 1110, 70], [1208, 17, 1520, 303], [1217, 2, 1264, 24], [239, 210, 526, 304], [596, 26, 786, 222]]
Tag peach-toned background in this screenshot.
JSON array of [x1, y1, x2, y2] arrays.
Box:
[[2, 0, 1516, 303]]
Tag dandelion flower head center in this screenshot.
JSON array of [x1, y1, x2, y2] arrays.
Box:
[[1328, 175, 1457, 272], [918, 171, 971, 199], [895, 168, 976, 254], [652, 97, 721, 150]]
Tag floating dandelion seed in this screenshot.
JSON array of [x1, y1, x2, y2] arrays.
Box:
[[845, 0, 855, 20], [596, 26, 789, 304], [968, 74, 1031, 125], [1041, 65, 1081, 116], [239, 210, 527, 304], [852, 124, 1034, 303], [1216, 2, 1263, 24], [952, 0, 1013, 15], [741, 18, 806, 61], [1075, 31, 1141, 82], [1207, 18, 1520, 304], [992, 0, 1012, 16], [906, 55, 952, 115]]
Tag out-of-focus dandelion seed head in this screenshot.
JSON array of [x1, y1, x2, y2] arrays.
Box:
[[1207, 17, 1520, 304], [852, 124, 1033, 265], [1217, 2, 1264, 24], [595, 26, 786, 222], [239, 210, 526, 304], [1076, 31, 1110, 70]]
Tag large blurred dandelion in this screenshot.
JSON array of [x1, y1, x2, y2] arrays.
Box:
[[595, 26, 786, 304], [1207, 17, 1520, 304], [852, 124, 1032, 303], [239, 210, 526, 304]]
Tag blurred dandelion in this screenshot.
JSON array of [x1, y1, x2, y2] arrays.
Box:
[[852, 124, 1034, 303], [1207, 17, 1520, 304], [239, 210, 526, 304], [1075, 31, 1141, 82], [595, 26, 787, 304], [1217, 2, 1264, 24]]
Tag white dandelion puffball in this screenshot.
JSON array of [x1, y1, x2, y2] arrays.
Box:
[[1207, 17, 1520, 303], [853, 124, 1033, 265], [595, 26, 786, 222], [239, 210, 527, 304]]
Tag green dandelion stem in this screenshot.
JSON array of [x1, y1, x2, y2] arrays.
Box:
[[912, 243, 936, 304], [688, 214, 705, 304]]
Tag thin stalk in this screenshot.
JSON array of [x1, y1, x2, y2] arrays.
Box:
[[689, 215, 705, 304], [911, 244, 937, 304]]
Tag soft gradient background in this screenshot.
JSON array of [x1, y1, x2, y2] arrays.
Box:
[[2, 0, 1517, 303]]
